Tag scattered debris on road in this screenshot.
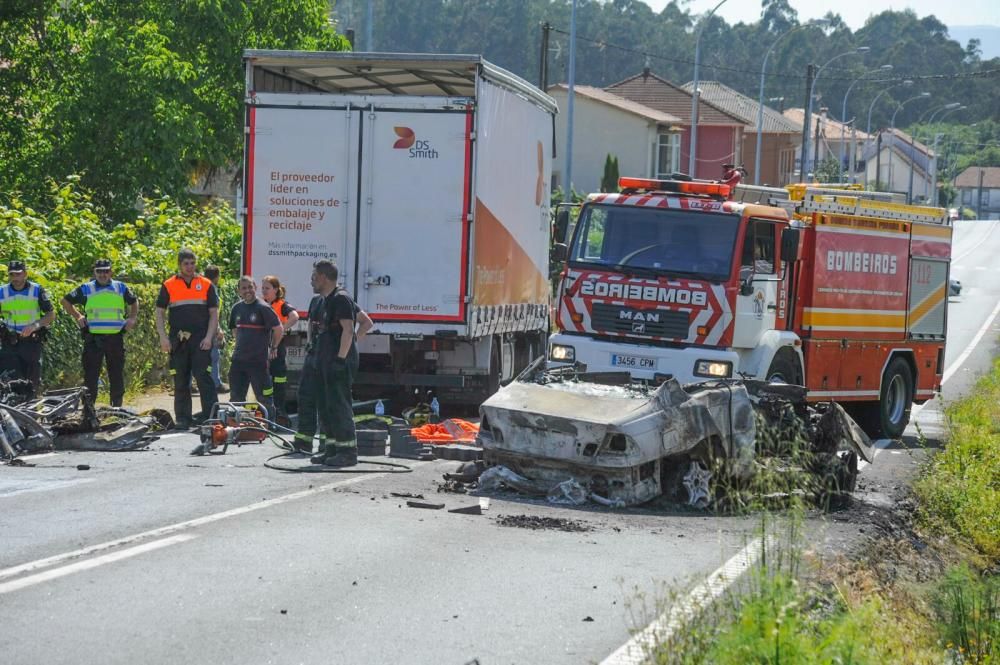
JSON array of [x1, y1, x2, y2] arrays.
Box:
[[406, 500, 446, 510], [1, 383, 168, 462], [495, 514, 593, 532]]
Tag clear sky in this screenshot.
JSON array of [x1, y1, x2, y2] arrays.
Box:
[[641, 0, 1000, 29]]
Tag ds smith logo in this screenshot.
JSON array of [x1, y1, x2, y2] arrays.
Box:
[[393, 127, 439, 159]]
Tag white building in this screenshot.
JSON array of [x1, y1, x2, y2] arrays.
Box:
[[548, 84, 682, 195], [859, 128, 935, 202]]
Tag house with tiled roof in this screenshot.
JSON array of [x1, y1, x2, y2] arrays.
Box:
[[954, 166, 1000, 219], [682, 81, 802, 186], [783, 108, 875, 181], [605, 70, 746, 180], [548, 84, 683, 194]]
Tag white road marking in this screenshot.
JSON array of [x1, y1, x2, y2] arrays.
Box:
[[0, 472, 389, 582], [601, 538, 766, 665], [0, 534, 196, 595], [942, 296, 1000, 386], [0, 478, 95, 498]]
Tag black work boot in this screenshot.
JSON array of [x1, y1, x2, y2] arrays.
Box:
[[291, 434, 313, 456], [323, 442, 358, 467], [310, 440, 330, 464]]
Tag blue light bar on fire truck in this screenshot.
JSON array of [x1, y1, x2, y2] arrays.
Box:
[[618, 176, 732, 199]]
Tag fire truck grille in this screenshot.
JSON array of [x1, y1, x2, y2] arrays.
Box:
[[590, 303, 690, 339]]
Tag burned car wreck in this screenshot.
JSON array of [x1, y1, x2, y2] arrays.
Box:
[[1, 380, 169, 462], [477, 362, 874, 508]]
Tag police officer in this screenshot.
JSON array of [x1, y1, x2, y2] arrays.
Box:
[[226, 276, 282, 418], [61, 259, 139, 407], [298, 260, 372, 466], [0, 260, 56, 389], [261, 275, 299, 423], [154, 248, 219, 429]]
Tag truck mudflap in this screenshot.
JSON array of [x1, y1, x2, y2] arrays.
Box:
[[477, 366, 872, 508]]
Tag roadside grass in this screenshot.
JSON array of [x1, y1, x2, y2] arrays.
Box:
[[642, 354, 1000, 664], [637, 513, 943, 665], [915, 355, 1000, 559]]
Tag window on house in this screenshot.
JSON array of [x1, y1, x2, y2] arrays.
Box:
[[962, 189, 972, 205], [656, 133, 680, 178]]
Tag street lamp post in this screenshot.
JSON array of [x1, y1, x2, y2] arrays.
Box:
[[863, 79, 913, 187], [688, 0, 729, 177], [840, 64, 893, 180], [888, 92, 931, 195], [802, 47, 869, 178], [754, 20, 827, 185], [925, 104, 965, 203]]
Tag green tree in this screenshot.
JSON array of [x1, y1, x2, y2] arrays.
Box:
[[815, 155, 842, 182], [600, 153, 620, 192], [0, 1, 350, 224]]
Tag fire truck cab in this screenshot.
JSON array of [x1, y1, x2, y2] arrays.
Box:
[[549, 176, 951, 439]]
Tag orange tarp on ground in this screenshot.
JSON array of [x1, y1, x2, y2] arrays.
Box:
[[411, 419, 480, 444]]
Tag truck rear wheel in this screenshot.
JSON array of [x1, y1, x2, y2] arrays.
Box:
[[876, 358, 913, 439]]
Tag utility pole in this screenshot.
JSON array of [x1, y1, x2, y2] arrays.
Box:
[[813, 110, 822, 177], [800, 64, 815, 180], [977, 168, 985, 219], [564, 0, 577, 196], [365, 0, 373, 51], [539, 22, 550, 91], [345, 29, 355, 49], [907, 134, 917, 203], [875, 132, 882, 190]]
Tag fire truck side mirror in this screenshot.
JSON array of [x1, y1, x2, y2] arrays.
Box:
[[550, 242, 568, 263], [781, 227, 801, 263], [554, 208, 571, 244]]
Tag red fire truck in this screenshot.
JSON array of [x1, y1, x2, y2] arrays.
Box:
[[548, 177, 952, 438]]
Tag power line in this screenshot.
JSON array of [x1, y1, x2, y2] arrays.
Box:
[[548, 25, 1000, 84]]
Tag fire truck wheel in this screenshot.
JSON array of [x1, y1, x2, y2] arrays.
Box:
[[877, 357, 914, 439], [765, 350, 802, 385]]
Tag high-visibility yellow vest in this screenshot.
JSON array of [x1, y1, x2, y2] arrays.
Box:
[[0, 282, 42, 332], [82, 280, 127, 334]]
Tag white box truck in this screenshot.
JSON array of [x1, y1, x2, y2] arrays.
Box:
[[240, 51, 557, 405]]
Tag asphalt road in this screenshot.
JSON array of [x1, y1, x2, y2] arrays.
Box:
[[2, 220, 999, 664]]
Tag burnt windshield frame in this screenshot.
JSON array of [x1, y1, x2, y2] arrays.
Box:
[[568, 203, 740, 282]]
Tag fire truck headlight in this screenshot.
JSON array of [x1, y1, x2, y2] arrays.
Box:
[[694, 360, 733, 378], [550, 344, 575, 362]]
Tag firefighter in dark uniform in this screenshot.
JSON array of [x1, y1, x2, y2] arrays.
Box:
[[61, 259, 139, 407], [154, 248, 219, 429], [0, 260, 56, 390], [292, 279, 332, 456], [226, 276, 283, 418], [297, 260, 372, 466], [261, 275, 299, 423]]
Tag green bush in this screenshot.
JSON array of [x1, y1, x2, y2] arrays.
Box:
[[2, 177, 242, 395]]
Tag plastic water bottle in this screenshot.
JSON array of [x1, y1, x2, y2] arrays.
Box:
[[430, 397, 440, 419], [374, 399, 385, 416]]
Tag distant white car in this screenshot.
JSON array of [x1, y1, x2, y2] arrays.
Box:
[[948, 208, 959, 221], [950, 278, 962, 296]]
